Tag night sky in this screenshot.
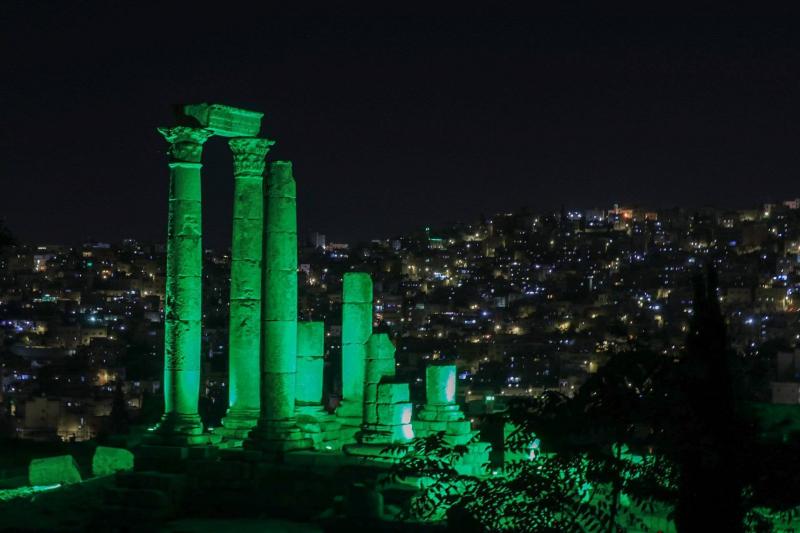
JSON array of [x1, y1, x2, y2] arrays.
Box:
[[3, 9, 800, 246]]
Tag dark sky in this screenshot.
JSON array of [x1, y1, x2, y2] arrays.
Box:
[[2, 8, 800, 246]]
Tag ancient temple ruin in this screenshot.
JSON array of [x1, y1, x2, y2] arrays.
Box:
[[146, 103, 489, 466], [14, 102, 489, 529]]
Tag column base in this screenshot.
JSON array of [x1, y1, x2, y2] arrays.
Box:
[[243, 419, 312, 453], [342, 442, 409, 462], [296, 405, 342, 451], [145, 412, 209, 447], [217, 408, 260, 443], [335, 398, 363, 444]]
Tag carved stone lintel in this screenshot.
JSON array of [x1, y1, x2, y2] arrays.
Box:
[[229, 138, 275, 177], [158, 126, 214, 163]]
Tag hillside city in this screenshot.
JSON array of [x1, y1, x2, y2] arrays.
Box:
[[2, 201, 800, 443]]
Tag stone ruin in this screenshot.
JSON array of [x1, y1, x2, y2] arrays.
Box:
[[6, 103, 494, 528]]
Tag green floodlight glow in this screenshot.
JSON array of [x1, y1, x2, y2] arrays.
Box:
[[296, 321, 325, 406], [154, 125, 213, 443], [0, 484, 61, 503], [222, 137, 273, 432], [402, 420, 415, 441], [245, 161, 310, 451], [337, 273, 373, 422]]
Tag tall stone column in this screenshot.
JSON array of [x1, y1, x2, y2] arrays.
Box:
[[336, 273, 373, 438], [154, 126, 213, 445], [220, 138, 274, 439], [245, 161, 310, 452]]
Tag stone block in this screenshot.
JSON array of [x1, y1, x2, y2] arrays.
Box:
[[28, 455, 81, 485], [231, 222, 263, 260], [377, 382, 409, 404], [342, 442, 407, 461], [414, 419, 449, 434], [168, 280, 202, 320], [417, 404, 463, 422], [233, 181, 264, 219], [343, 273, 372, 303], [228, 301, 260, 339], [183, 103, 263, 137], [377, 402, 413, 426], [364, 401, 378, 425], [265, 234, 298, 271], [295, 356, 324, 405], [360, 423, 414, 444], [366, 333, 396, 359], [268, 161, 296, 196], [266, 202, 297, 237], [230, 271, 261, 303], [365, 357, 396, 385], [263, 272, 298, 319], [262, 321, 297, 371], [92, 446, 134, 477], [446, 419, 472, 435], [297, 321, 324, 356], [426, 364, 457, 405], [260, 372, 296, 420], [342, 305, 372, 344]]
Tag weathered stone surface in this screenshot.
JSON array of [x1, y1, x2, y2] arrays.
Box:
[[426, 364, 457, 405], [183, 103, 263, 137], [365, 358, 396, 385], [28, 455, 81, 485], [262, 321, 298, 373], [359, 424, 414, 444], [366, 332, 395, 359], [376, 402, 413, 426], [339, 273, 373, 419], [156, 126, 208, 443], [92, 446, 134, 477], [417, 404, 463, 422], [262, 272, 298, 320], [297, 321, 324, 357], [376, 382, 409, 404], [296, 356, 323, 405], [343, 273, 373, 303]]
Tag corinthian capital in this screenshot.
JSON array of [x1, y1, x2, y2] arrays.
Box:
[[157, 126, 214, 163], [229, 138, 275, 177]]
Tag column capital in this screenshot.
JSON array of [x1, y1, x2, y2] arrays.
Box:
[[157, 126, 214, 163], [229, 138, 275, 177]]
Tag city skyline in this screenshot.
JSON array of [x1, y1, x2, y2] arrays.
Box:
[[4, 11, 800, 245]]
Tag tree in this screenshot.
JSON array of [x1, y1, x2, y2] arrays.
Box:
[[671, 266, 745, 532]]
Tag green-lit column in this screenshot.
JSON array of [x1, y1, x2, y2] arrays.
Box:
[[155, 126, 213, 445], [246, 161, 310, 452], [296, 321, 325, 410], [221, 138, 274, 437], [296, 321, 343, 450], [426, 364, 457, 406], [335, 273, 373, 434]]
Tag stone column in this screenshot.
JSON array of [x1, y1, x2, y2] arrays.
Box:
[[245, 161, 310, 452], [296, 321, 325, 411], [295, 321, 341, 450], [154, 126, 213, 445], [336, 273, 373, 434], [415, 364, 464, 434], [414, 363, 490, 475], [220, 138, 274, 438], [362, 333, 397, 425]]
